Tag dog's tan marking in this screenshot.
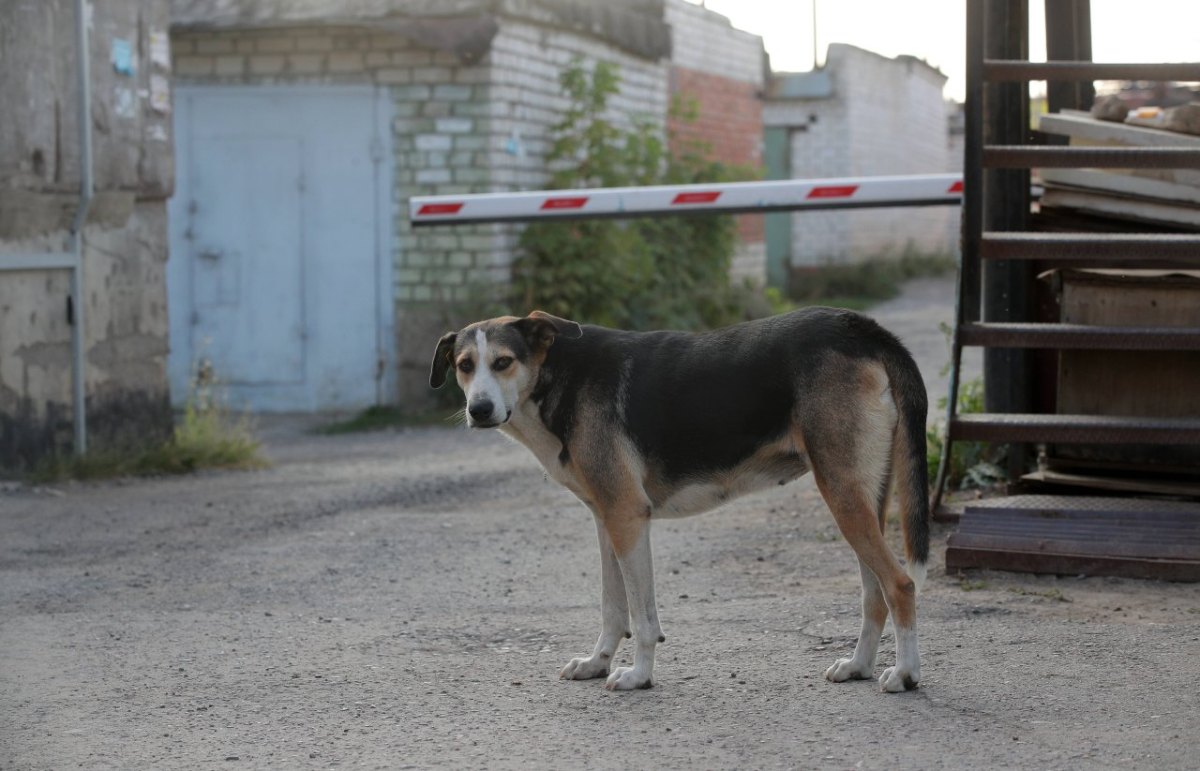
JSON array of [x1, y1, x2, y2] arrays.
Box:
[[568, 402, 651, 557]]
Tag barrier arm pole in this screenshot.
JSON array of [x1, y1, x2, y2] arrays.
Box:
[[409, 173, 963, 227]]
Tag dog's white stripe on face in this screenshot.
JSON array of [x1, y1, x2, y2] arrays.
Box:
[[475, 329, 488, 362], [467, 328, 506, 426]]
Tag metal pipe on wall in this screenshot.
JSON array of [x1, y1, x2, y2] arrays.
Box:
[[69, 0, 93, 454]]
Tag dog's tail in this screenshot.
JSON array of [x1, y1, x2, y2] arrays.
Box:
[[883, 345, 930, 593]]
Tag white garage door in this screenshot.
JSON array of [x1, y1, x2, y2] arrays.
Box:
[[167, 86, 393, 412]]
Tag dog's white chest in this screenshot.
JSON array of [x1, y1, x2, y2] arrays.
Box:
[[500, 408, 588, 497]]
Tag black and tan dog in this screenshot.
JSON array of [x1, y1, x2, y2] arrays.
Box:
[[430, 308, 929, 692]]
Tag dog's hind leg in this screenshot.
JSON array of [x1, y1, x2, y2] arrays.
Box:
[[560, 516, 631, 681], [805, 362, 920, 692], [825, 559, 889, 682], [813, 469, 920, 692], [827, 472, 892, 682]]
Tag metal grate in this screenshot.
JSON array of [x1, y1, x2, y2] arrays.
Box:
[[947, 496, 1200, 581]]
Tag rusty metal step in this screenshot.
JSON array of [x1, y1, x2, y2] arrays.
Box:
[[946, 498, 1200, 581], [984, 60, 1200, 81], [959, 322, 1200, 350], [979, 232, 1200, 265], [950, 414, 1200, 444], [983, 146, 1200, 169]]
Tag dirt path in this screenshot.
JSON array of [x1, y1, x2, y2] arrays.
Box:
[[2, 277, 1197, 770]]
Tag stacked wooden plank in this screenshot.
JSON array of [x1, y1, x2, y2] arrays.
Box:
[[1037, 109, 1200, 228]]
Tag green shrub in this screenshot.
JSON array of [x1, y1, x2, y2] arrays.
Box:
[[514, 60, 751, 331]]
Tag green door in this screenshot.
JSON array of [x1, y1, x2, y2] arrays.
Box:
[[763, 126, 792, 290]]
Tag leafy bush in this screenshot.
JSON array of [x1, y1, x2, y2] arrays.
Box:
[[514, 60, 750, 330]]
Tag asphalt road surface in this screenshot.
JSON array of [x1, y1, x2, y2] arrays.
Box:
[[3, 277, 1197, 770]]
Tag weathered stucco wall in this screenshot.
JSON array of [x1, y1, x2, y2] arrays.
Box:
[[0, 0, 174, 471]]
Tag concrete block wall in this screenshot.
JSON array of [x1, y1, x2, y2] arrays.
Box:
[[839, 45, 957, 261], [665, 0, 767, 284], [488, 21, 669, 191], [772, 44, 959, 268], [665, 0, 763, 84], [1, 0, 173, 470]]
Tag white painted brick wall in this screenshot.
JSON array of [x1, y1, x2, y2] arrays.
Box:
[[665, 0, 764, 85], [766, 44, 960, 267], [487, 21, 669, 193]]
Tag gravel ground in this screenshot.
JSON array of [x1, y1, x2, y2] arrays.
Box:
[[3, 276, 1198, 770]]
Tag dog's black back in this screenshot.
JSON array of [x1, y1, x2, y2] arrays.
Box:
[[532, 307, 926, 486]]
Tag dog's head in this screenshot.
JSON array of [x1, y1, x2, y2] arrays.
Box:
[[430, 311, 583, 428]]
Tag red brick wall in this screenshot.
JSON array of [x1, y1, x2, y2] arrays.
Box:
[[668, 66, 764, 242]]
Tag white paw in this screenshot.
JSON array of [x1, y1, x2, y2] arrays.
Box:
[[824, 657, 874, 683], [559, 655, 610, 681], [604, 666, 652, 691], [879, 665, 919, 693]]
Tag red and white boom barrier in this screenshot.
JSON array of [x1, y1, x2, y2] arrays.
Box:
[[410, 173, 963, 226]]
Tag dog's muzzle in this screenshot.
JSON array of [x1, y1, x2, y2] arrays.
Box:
[[467, 399, 509, 428]]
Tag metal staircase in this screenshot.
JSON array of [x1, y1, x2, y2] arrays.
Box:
[[933, 0, 1200, 579]]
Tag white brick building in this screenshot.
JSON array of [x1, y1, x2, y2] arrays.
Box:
[[168, 0, 764, 409], [764, 44, 960, 275]]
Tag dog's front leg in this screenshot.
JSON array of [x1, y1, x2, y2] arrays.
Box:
[[560, 516, 630, 680], [603, 516, 663, 691]]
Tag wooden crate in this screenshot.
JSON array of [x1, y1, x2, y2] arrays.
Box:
[[1056, 269, 1200, 469]]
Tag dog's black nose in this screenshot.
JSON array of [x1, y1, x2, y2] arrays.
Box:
[[468, 400, 495, 422]]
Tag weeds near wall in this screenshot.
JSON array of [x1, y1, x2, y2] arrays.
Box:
[[155, 368, 264, 474], [31, 362, 265, 482], [514, 60, 752, 330], [789, 250, 956, 309], [926, 375, 1006, 490]]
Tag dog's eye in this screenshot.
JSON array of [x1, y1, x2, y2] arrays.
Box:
[[457, 359, 474, 374], [492, 356, 514, 372]]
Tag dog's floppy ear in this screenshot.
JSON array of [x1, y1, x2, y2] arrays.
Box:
[[513, 310, 583, 351], [429, 331, 457, 388]]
